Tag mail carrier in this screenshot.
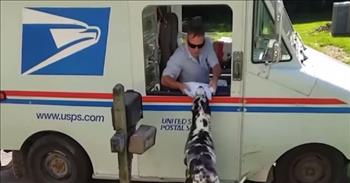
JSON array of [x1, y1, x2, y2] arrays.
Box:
[[1, 1, 349, 183]]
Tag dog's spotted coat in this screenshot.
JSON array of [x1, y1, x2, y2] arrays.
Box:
[[184, 87, 219, 183]]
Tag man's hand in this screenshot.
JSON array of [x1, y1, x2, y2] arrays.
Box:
[[161, 75, 190, 94], [178, 82, 190, 95], [209, 63, 221, 94], [209, 79, 218, 94]]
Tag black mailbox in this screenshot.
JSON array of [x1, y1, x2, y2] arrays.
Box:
[[110, 84, 157, 183], [124, 90, 143, 128]]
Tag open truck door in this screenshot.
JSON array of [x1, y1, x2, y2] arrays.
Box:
[[128, 1, 246, 181]]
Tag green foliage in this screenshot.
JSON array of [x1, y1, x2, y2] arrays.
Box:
[[293, 21, 350, 64], [205, 23, 232, 33], [208, 32, 232, 41]]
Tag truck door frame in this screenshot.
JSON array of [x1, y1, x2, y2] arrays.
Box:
[[129, 1, 247, 181]]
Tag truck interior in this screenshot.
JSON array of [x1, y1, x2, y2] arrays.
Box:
[[142, 4, 233, 96]]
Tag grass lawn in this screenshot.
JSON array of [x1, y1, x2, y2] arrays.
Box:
[[206, 20, 350, 65], [293, 21, 350, 64]]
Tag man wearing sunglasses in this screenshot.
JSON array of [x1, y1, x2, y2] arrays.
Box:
[[161, 17, 221, 95]]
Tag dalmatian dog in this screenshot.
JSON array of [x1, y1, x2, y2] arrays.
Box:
[[184, 86, 219, 183]]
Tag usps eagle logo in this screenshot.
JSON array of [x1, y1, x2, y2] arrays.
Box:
[[21, 8, 110, 75]]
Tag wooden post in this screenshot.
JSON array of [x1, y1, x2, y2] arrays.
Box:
[[111, 84, 131, 183]]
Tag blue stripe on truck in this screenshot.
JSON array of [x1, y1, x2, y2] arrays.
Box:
[[1, 99, 350, 113]]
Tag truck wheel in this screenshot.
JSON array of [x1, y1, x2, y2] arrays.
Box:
[[274, 144, 347, 183], [26, 135, 92, 183], [12, 150, 25, 178], [1, 160, 12, 170]]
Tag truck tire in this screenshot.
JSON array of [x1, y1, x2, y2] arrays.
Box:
[[1, 160, 12, 171], [274, 144, 347, 183], [12, 150, 25, 178], [26, 135, 92, 183]]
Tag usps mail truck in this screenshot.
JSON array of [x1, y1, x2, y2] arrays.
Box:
[[1, 1, 349, 183]]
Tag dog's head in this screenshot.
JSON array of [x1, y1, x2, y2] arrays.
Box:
[[191, 87, 211, 132], [192, 86, 211, 115]]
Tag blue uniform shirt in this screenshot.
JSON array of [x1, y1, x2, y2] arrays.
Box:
[[162, 38, 219, 84]]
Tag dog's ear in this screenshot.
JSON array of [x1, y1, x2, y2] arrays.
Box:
[[200, 98, 211, 114], [192, 97, 200, 112]]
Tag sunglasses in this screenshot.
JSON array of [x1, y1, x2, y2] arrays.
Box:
[[187, 40, 205, 49]]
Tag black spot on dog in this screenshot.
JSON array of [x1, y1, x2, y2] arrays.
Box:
[[187, 145, 209, 155], [202, 118, 208, 127]]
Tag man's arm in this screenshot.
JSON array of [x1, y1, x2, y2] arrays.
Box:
[[161, 75, 189, 94], [209, 63, 222, 92], [206, 38, 221, 92]]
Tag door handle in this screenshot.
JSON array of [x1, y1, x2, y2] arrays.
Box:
[[232, 51, 243, 81]]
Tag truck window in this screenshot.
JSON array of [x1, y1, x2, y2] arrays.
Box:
[[142, 5, 232, 96], [252, 1, 291, 63]]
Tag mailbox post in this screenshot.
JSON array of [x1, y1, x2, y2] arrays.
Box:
[[111, 84, 132, 183], [110, 84, 157, 183]]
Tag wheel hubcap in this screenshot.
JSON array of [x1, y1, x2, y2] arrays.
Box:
[[290, 153, 331, 183], [43, 151, 71, 179]]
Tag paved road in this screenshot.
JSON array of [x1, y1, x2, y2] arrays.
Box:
[[1, 166, 116, 183], [0, 150, 260, 183], [1, 166, 115, 183], [1, 151, 166, 183], [1, 150, 115, 183]]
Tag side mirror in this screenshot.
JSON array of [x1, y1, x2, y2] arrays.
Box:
[[258, 39, 281, 79], [271, 40, 281, 63], [260, 39, 281, 63]]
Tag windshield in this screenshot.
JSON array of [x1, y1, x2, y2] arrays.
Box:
[[252, 0, 292, 63], [266, 0, 308, 62], [267, 0, 293, 36], [282, 6, 293, 38]]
